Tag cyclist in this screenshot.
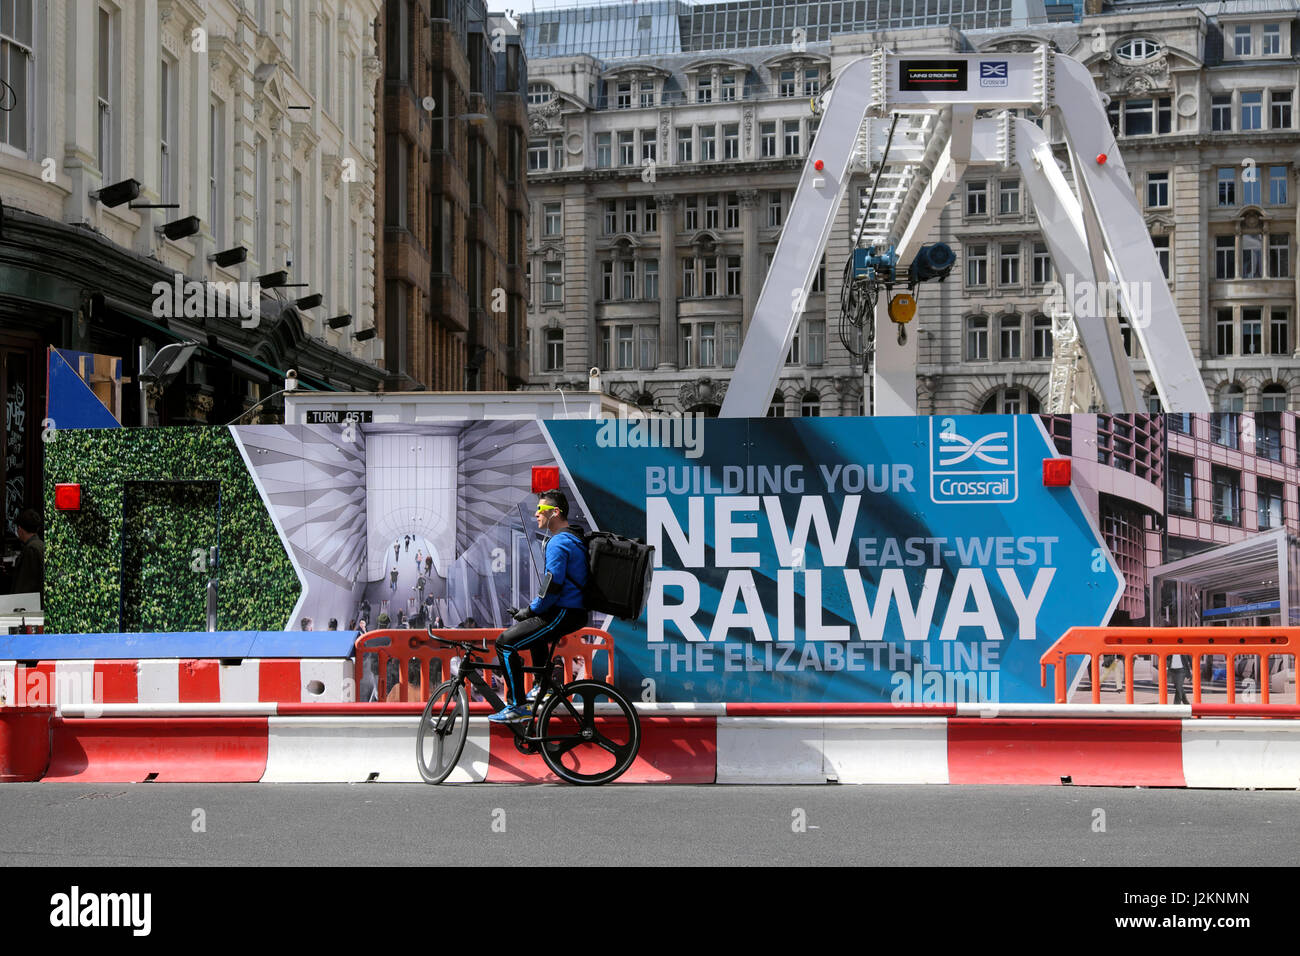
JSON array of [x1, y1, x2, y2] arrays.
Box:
[[490, 489, 588, 722]]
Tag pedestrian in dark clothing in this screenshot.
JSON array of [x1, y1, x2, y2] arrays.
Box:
[[10, 509, 43, 596]]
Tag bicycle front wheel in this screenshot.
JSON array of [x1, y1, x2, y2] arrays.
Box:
[[536, 680, 641, 785], [416, 679, 469, 784]]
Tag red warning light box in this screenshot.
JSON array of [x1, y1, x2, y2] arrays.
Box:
[[531, 466, 560, 494], [1042, 459, 1072, 487], [55, 483, 82, 511]]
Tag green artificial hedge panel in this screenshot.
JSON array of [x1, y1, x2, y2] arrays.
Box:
[[44, 427, 300, 633]]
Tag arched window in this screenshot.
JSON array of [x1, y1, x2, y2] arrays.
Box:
[[1115, 37, 1162, 62], [1146, 387, 1164, 414], [1261, 383, 1288, 411], [767, 393, 786, 417], [1218, 382, 1245, 412], [979, 387, 1041, 414], [800, 392, 821, 417]]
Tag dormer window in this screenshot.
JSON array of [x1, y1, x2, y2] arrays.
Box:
[[639, 80, 656, 107], [721, 74, 736, 101], [804, 69, 821, 96], [1234, 25, 1252, 57], [615, 80, 632, 109], [779, 69, 796, 97], [1263, 23, 1282, 55], [696, 74, 712, 104], [527, 82, 554, 105], [1114, 37, 1161, 62]]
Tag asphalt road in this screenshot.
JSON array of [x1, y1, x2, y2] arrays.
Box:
[[1, 783, 1297, 867]]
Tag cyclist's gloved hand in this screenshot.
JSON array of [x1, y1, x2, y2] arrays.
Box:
[[507, 606, 532, 622]]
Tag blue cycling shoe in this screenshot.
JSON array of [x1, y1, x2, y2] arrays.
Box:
[[488, 703, 532, 723]]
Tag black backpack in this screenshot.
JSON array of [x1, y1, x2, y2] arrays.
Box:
[[563, 528, 655, 621]]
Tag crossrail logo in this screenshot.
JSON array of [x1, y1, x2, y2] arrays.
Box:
[[979, 61, 1008, 87], [930, 416, 1018, 505]]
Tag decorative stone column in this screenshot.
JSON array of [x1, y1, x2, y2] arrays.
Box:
[[739, 189, 760, 337], [655, 192, 679, 369]]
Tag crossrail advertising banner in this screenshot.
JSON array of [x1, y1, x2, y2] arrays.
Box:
[[45, 414, 1126, 704], [545, 415, 1122, 704]]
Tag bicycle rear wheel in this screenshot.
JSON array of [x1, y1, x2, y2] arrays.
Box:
[[416, 679, 469, 784], [536, 680, 641, 785]]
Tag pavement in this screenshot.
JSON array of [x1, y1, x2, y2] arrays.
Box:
[[1, 783, 1297, 867]]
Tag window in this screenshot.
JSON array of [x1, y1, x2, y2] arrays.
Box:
[[644, 201, 656, 233], [806, 319, 825, 366], [980, 387, 1039, 414], [785, 326, 800, 364], [723, 123, 739, 160], [540, 201, 561, 236], [998, 179, 1020, 215], [1118, 313, 1135, 357], [292, 171, 303, 283], [644, 259, 658, 299], [618, 130, 635, 165], [722, 322, 740, 367], [999, 314, 1022, 360], [542, 261, 563, 304], [1212, 466, 1241, 525], [1218, 168, 1236, 206], [528, 139, 549, 171], [999, 243, 1021, 286], [703, 194, 719, 229], [1113, 97, 1171, 136], [1032, 242, 1052, 284], [811, 256, 826, 293], [1259, 478, 1285, 528], [603, 200, 617, 234], [545, 328, 564, 370], [1146, 171, 1169, 208], [209, 99, 225, 248], [322, 19, 333, 112], [1242, 91, 1263, 131], [1032, 314, 1052, 359], [527, 83, 554, 105], [612, 80, 631, 109], [159, 58, 178, 203], [616, 326, 634, 368], [801, 392, 821, 417], [760, 121, 777, 158], [676, 127, 692, 164], [726, 256, 741, 296], [600, 261, 614, 300], [966, 244, 988, 286], [1242, 308, 1263, 354], [1269, 166, 1288, 205], [322, 197, 332, 304], [683, 196, 699, 231], [698, 323, 716, 366], [641, 129, 657, 163], [700, 256, 718, 297], [695, 74, 712, 104], [638, 325, 658, 369], [682, 258, 697, 298], [1167, 454, 1194, 516], [779, 69, 796, 97], [1216, 308, 1234, 355], [1211, 94, 1232, 132], [1215, 236, 1236, 279], [699, 125, 716, 161], [767, 191, 783, 228], [1234, 25, 1251, 57], [255, 135, 270, 264], [97, 5, 115, 180], [1152, 235, 1170, 278], [1212, 412, 1240, 450], [640, 80, 656, 108], [596, 133, 611, 168], [1270, 309, 1290, 354], [1257, 412, 1284, 461], [721, 74, 736, 101], [1116, 37, 1162, 61], [1272, 91, 1292, 130], [783, 120, 800, 156], [537, 21, 558, 44], [966, 181, 987, 216], [966, 315, 989, 360], [767, 394, 786, 417], [680, 325, 693, 366], [1262, 382, 1288, 411], [1270, 234, 1290, 278], [1263, 23, 1282, 55], [725, 193, 740, 229], [1242, 234, 1263, 278], [623, 199, 637, 234], [0, 0, 31, 152]]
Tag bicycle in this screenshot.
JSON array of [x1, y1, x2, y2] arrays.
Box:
[[414, 623, 641, 786]]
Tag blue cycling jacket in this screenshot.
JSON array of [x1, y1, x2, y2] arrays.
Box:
[[530, 528, 588, 613]]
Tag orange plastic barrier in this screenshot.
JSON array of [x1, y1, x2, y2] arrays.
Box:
[[354, 627, 616, 703], [1040, 626, 1300, 705]]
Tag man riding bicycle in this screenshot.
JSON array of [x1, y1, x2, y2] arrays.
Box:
[[490, 489, 588, 723]]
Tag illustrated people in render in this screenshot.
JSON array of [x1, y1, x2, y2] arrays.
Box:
[[1169, 652, 1191, 705], [424, 556, 433, 576], [394, 540, 401, 563], [404, 535, 411, 552], [10, 508, 44, 597], [390, 568, 399, 591]]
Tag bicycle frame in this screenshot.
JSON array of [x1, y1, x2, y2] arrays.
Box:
[[434, 639, 571, 747]]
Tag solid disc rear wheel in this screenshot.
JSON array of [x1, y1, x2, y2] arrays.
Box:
[[417, 680, 469, 784], [536, 680, 640, 785]]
